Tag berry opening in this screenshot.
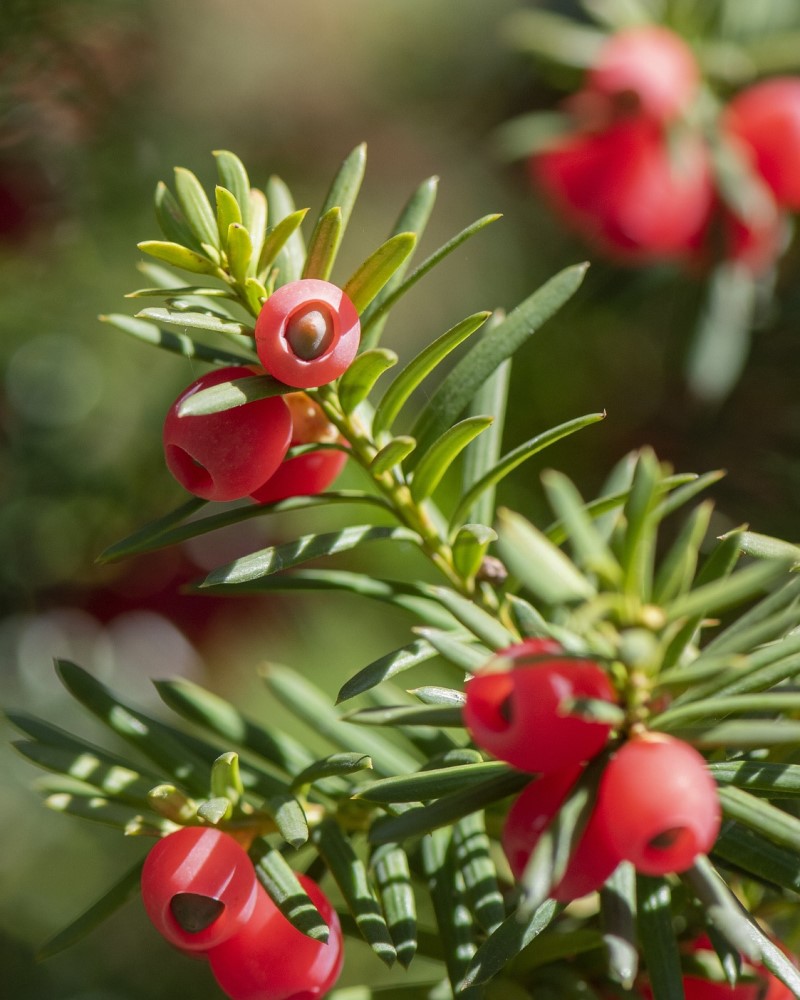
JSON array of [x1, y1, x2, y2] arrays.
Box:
[[285, 303, 334, 360], [170, 892, 225, 933], [647, 827, 682, 850], [465, 673, 515, 734], [165, 445, 214, 494], [612, 87, 643, 116], [640, 824, 698, 871]]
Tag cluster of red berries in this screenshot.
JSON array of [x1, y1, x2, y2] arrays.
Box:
[[141, 826, 343, 1000], [162, 278, 356, 502], [463, 639, 721, 900], [532, 25, 800, 273]]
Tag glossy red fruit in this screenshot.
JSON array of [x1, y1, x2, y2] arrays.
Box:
[[502, 764, 623, 902], [208, 874, 343, 1000], [255, 279, 360, 388], [141, 826, 259, 953], [463, 639, 617, 774], [163, 366, 292, 502], [533, 120, 713, 263], [724, 78, 800, 210], [585, 25, 699, 125], [594, 733, 720, 876], [251, 391, 347, 504]]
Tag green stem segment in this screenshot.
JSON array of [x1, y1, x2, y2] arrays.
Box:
[[314, 383, 509, 620]]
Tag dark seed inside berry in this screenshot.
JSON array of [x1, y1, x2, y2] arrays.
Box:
[[170, 892, 225, 933], [498, 695, 514, 725], [285, 305, 334, 360], [647, 827, 682, 851], [613, 88, 643, 115]]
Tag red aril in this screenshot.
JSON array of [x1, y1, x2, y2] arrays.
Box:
[[255, 279, 360, 388], [502, 764, 622, 901], [163, 366, 292, 501], [724, 78, 800, 210], [208, 874, 343, 1000], [594, 733, 720, 875], [141, 826, 259, 953], [585, 25, 700, 125], [251, 392, 347, 504], [463, 639, 617, 773], [533, 121, 713, 263]]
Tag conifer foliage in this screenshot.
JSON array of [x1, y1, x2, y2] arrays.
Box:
[[10, 145, 800, 999]]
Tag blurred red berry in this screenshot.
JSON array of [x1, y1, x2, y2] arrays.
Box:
[[594, 733, 720, 875], [533, 120, 713, 263], [255, 279, 360, 388], [251, 391, 347, 504], [585, 25, 700, 125], [463, 639, 617, 773], [724, 78, 800, 210], [141, 826, 259, 953], [162, 366, 292, 502], [502, 764, 623, 901], [208, 874, 343, 1000]]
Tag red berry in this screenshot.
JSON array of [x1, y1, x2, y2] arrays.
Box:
[[533, 120, 713, 263], [208, 874, 343, 1000], [724, 78, 800, 210], [463, 639, 617, 773], [502, 764, 622, 901], [141, 826, 259, 953], [594, 733, 720, 876], [609, 126, 712, 257], [585, 25, 699, 125], [533, 126, 623, 233], [255, 279, 360, 388], [163, 366, 292, 502], [251, 391, 347, 504]]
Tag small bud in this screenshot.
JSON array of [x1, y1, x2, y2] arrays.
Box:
[[476, 555, 508, 585], [618, 628, 660, 672], [148, 784, 198, 824]]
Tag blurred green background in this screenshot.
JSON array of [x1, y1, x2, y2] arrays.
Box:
[[3, 1, 800, 997]]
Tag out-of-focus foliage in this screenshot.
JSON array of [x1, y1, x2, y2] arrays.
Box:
[[499, 0, 800, 427]]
